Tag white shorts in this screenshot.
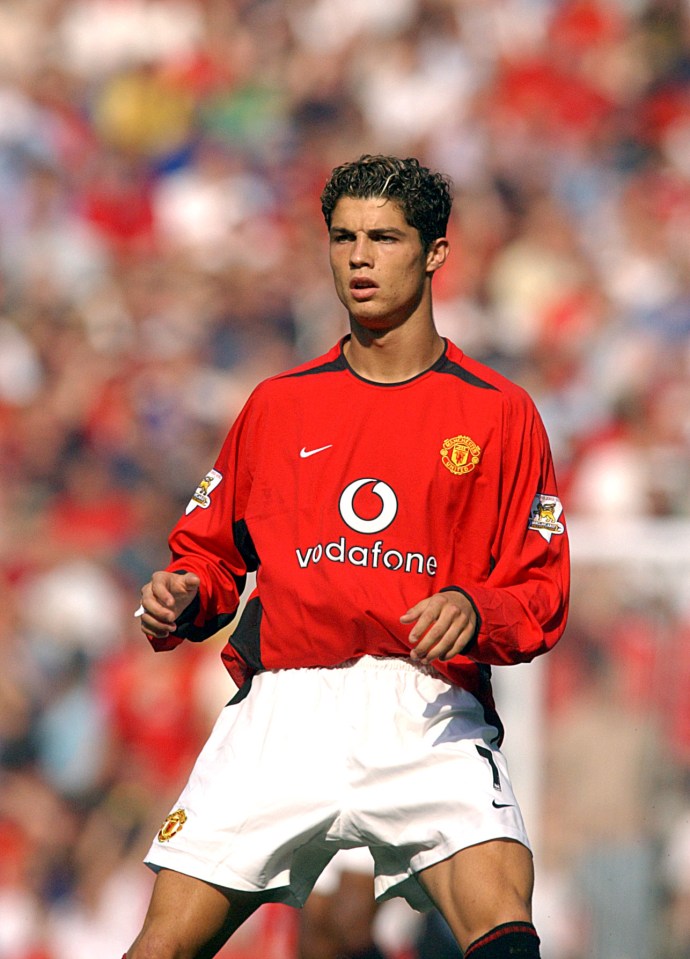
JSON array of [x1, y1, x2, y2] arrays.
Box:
[[145, 656, 530, 912]]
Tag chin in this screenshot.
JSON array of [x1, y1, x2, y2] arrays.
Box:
[[352, 314, 393, 331], [354, 317, 402, 338]]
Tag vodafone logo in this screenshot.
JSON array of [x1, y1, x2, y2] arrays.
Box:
[[295, 477, 437, 577], [339, 479, 398, 534]]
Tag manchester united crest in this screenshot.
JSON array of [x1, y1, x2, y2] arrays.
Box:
[[157, 808, 187, 843], [440, 435, 481, 475]]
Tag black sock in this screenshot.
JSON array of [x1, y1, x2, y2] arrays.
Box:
[[464, 921, 540, 958]]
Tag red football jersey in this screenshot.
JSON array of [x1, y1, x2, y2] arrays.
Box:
[[160, 338, 570, 737]]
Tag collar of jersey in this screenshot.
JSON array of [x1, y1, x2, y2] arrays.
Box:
[[339, 335, 451, 387]]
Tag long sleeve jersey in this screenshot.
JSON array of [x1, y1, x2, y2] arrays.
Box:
[[159, 337, 570, 737]]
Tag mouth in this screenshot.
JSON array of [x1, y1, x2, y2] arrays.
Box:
[[349, 277, 378, 301]]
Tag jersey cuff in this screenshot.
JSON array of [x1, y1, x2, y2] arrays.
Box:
[[439, 585, 481, 655]]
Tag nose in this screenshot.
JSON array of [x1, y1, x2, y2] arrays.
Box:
[[350, 234, 373, 267]]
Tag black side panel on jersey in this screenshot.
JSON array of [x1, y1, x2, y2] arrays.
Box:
[[434, 355, 499, 391], [228, 594, 264, 672], [234, 518, 259, 572]]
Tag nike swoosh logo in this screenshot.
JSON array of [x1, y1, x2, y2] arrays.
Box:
[[300, 445, 333, 458], [492, 800, 514, 809]]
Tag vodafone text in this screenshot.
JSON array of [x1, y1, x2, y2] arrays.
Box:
[[295, 535, 437, 575]]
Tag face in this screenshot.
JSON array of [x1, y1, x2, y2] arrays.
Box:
[[328, 196, 448, 332]]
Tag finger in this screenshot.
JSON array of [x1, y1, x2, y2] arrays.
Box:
[[158, 573, 200, 615], [430, 620, 477, 662], [141, 599, 176, 626], [412, 601, 472, 656], [408, 599, 447, 643], [140, 615, 174, 639], [400, 600, 427, 624], [178, 572, 201, 594], [414, 633, 461, 663], [149, 576, 177, 610], [139, 585, 177, 626], [411, 616, 463, 662], [139, 593, 179, 634]]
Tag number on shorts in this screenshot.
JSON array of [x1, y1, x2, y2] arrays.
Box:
[[476, 744, 501, 790]]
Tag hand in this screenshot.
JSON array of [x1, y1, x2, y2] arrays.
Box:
[[400, 590, 477, 664], [138, 571, 201, 641]]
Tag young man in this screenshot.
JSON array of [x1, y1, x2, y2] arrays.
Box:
[[127, 155, 569, 959]]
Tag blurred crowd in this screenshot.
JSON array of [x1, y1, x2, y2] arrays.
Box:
[[0, 0, 689, 957]]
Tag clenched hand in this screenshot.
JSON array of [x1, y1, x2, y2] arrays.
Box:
[[138, 571, 201, 642]]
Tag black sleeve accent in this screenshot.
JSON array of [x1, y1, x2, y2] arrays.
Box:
[[171, 570, 236, 643], [440, 585, 481, 655]]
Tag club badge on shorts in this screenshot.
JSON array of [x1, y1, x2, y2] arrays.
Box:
[[158, 808, 187, 842], [528, 493, 565, 541]]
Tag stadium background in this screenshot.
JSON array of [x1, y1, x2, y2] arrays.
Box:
[[0, 1, 689, 957]]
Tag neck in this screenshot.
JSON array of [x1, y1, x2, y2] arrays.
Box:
[[344, 322, 444, 383]]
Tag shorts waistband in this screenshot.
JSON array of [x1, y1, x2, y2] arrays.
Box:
[[275, 654, 443, 679]]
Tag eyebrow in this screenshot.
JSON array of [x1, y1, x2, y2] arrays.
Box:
[[329, 226, 407, 237]]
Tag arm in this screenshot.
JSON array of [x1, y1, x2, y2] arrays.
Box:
[[138, 399, 257, 651], [402, 395, 569, 666]]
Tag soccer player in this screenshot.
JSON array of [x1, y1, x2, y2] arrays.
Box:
[[126, 154, 569, 959]]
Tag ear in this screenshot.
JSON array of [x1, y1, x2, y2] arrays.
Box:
[[425, 237, 449, 275]]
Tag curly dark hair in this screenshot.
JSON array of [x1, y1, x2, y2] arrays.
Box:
[[320, 154, 453, 250]]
